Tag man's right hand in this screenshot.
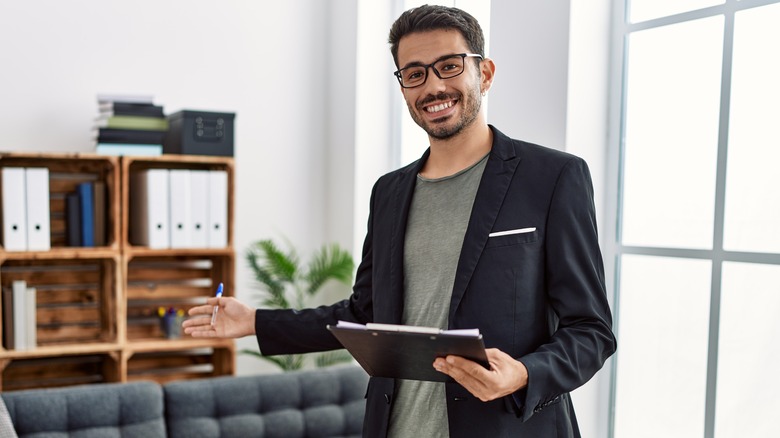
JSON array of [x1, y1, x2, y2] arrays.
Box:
[[183, 296, 256, 339]]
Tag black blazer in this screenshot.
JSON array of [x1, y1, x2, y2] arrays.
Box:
[[256, 126, 616, 437]]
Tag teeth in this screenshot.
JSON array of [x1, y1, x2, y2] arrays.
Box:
[[426, 101, 454, 113]]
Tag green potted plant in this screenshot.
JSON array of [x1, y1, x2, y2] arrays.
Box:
[[241, 238, 355, 371]]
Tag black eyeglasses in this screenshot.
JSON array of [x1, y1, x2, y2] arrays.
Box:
[[393, 53, 483, 89]]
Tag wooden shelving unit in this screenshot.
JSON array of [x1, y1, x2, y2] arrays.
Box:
[[0, 152, 235, 391]]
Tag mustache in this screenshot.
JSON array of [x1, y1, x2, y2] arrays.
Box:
[[417, 91, 461, 109]]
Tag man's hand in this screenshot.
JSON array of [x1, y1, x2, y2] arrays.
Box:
[[433, 348, 528, 401], [182, 296, 256, 339]]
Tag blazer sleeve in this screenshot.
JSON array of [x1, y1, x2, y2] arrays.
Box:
[[515, 157, 617, 421]]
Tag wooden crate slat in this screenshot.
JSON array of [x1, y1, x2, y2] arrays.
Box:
[[35, 288, 99, 305], [126, 371, 212, 385], [37, 324, 102, 343], [2, 375, 105, 391], [127, 352, 212, 372], [37, 306, 100, 324], [2, 269, 101, 286], [1, 353, 111, 391], [127, 324, 163, 340], [50, 197, 65, 213], [50, 217, 66, 234], [126, 284, 211, 300], [127, 266, 213, 283]]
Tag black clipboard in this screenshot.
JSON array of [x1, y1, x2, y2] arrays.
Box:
[[327, 324, 489, 382]]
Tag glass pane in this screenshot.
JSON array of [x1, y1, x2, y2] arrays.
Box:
[[629, 0, 724, 23], [621, 17, 723, 249], [614, 255, 711, 438], [723, 3, 780, 253], [715, 262, 780, 438]]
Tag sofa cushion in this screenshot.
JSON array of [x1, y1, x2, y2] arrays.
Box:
[[0, 381, 165, 438], [163, 365, 368, 438]]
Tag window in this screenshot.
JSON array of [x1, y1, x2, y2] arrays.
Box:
[[610, 1, 780, 437]]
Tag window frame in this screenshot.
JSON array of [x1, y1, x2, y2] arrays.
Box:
[[607, 1, 780, 437]]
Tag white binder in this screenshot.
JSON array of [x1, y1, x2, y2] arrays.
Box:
[[26, 286, 37, 349], [2, 167, 27, 251], [25, 167, 51, 251], [130, 169, 170, 249], [189, 170, 209, 248], [207, 170, 228, 248], [12, 280, 27, 350], [169, 169, 192, 248]]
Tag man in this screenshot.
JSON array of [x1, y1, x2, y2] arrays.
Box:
[[184, 5, 616, 437]]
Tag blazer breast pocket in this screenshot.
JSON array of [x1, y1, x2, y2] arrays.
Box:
[[485, 227, 538, 248]]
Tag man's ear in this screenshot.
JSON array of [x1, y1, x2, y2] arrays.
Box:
[[480, 57, 496, 94]]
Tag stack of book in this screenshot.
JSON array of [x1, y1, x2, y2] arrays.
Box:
[[93, 94, 167, 156]]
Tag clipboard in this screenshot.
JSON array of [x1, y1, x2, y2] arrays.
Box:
[[327, 322, 489, 382]]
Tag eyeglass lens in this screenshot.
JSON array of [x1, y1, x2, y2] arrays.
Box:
[[399, 55, 467, 88]]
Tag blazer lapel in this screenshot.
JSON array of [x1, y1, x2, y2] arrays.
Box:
[[386, 149, 429, 324], [448, 127, 521, 324]]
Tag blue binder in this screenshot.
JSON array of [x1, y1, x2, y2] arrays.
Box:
[[77, 182, 94, 247]]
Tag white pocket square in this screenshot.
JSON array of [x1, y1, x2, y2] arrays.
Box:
[[488, 227, 536, 238]]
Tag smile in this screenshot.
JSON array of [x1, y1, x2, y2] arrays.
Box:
[[425, 100, 455, 113]]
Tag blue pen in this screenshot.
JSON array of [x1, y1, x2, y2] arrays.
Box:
[[210, 282, 224, 326]]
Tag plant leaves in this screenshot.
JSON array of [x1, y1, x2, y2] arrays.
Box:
[[259, 239, 298, 283], [305, 244, 355, 295]]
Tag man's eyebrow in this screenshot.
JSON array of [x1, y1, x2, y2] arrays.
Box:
[[399, 59, 425, 70]]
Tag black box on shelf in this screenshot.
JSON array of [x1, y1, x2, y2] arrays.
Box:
[[163, 110, 235, 157]]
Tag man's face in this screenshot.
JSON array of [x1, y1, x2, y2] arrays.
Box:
[[397, 30, 484, 140]]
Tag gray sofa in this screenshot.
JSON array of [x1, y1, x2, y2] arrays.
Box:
[[0, 365, 368, 438]]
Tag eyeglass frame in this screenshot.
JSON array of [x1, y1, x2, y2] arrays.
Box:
[[393, 53, 484, 89]]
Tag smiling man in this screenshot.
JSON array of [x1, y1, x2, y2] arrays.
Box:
[[184, 5, 616, 437]]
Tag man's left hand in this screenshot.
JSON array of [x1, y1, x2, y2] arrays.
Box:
[[433, 348, 528, 402]]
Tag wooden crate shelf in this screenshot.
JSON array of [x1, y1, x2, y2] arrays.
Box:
[[120, 155, 235, 252], [125, 344, 235, 385], [0, 152, 120, 252], [0, 256, 120, 351], [123, 254, 233, 342], [0, 351, 121, 391], [0, 153, 235, 391]]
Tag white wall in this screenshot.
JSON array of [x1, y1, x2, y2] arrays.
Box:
[[0, 0, 341, 376]]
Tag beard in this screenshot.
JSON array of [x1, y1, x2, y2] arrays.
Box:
[[408, 81, 482, 140]]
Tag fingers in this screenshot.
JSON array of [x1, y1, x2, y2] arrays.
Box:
[[187, 298, 219, 316], [181, 314, 211, 328], [434, 355, 491, 400], [433, 348, 528, 402]]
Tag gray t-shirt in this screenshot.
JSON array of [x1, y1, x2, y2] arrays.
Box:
[[387, 153, 488, 438]]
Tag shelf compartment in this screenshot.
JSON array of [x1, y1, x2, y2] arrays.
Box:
[[0, 351, 120, 391], [120, 155, 234, 251], [0, 152, 120, 252], [124, 254, 233, 342], [0, 257, 119, 349], [125, 345, 234, 385]]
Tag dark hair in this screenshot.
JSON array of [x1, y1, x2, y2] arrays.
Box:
[[388, 4, 485, 68]]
